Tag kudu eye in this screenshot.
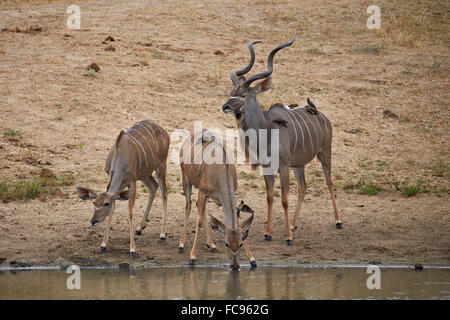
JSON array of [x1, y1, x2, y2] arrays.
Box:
[[240, 243, 243, 248], [104, 202, 110, 207], [225, 243, 229, 248]]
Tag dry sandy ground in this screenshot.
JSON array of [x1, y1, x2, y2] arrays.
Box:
[[0, 0, 448, 267]]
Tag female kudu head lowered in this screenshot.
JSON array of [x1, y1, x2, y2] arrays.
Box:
[[221, 38, 342, 247], [178, 129, 256, 270], [76, 120, 170, 259]]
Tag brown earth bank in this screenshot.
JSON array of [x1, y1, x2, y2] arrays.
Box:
[[0, 0, 449, 268]]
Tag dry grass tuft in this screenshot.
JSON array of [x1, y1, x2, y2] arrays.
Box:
[[382, 1, 449, 48]]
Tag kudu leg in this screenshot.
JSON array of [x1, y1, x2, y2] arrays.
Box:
[[100, 202, 115, 251], [156, 163, 168, 240], [204, 209, 216, 252], [263, 174, 275, 241], [189, 191, 207, 265], [318, 151, 342, 229], [136, 176, 158, 235], [237, 216, 256, 268], [178, 176, 192, 253], [280, 166, 293, 245], [128, 181, 137, 259], [291, 166, 306, 232]]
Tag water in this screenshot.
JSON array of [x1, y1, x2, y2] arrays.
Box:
[[0, 266, 449, 300]]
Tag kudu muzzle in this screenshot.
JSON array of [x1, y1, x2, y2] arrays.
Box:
[[90, 205, 110, 226]]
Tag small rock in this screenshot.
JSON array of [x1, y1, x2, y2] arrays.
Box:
[[345, 128, 363, 134], [104, 46, 116, 52], [414, 263, 423, 271], [0, 257, 6, 264], [86, 63, 100, 72], [40, 168, 55, 179], [9, 260, 33, 267], [29, 26, 42, 32], [383, 110, 399, 119], [119, 263, 130, 269], [214, 49, 225, 56], [105, 35, 115, 42]]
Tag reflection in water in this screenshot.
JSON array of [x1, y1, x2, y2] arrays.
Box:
[[0, 267, 449, 300]]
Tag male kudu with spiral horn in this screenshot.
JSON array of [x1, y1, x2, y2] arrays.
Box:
[[221, 37, 342, 246]]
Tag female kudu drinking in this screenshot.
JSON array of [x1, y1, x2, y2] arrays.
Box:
[[178, 129, 256, 270], [76, 120, 170, 258]]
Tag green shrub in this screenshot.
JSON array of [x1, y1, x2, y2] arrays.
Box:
[[3, 129, 23, 137], [360, 183, 381, 195], [402, 184, 421, 197], [0, 177, 43, 202]]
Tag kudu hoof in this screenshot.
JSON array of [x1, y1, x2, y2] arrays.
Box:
[[250, 261, 257, 269], [189, 259, 195, 266], [130, 252, 136, 259], [286, 240, 294, 246], [178, 247, 184, 253], [160, 236, 166, 241], [336, 222, 343, 229], [100, 246, 106, 252], [211, 248, 217, 253], [264, 235, 272, 241], [135, 230, 142, 236]]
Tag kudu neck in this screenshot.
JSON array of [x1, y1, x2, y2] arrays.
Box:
[[218, 165, 238, 230], [106, 159, 128, 194], [242, 96, 269, 131]]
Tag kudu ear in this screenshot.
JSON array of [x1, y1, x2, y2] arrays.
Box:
[[76, 187, 97, 200], [242, 228, 250, 241], [241, 209, 254, 237], [238, 201, 254, 214], [113, 189, 131, 201], [254, 77, 271, 94], [209, 214, 226, 234]]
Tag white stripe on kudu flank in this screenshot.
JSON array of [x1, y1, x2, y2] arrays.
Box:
[[313, 114, 323, 148], [151, 121, 165, 140], [184, 137, 194, 162], [285, 112, 298, 152], [314, 114, 323, 138], [290, 111, 305, 153], [142, 124, 159, 153], [189, 136, 204, 176], [128, 129, 149, 167], [319, 112, 329, 135], [198, 141, 220, 175], [124, 131, 142, 168], [137, 122, 159, 153], [134, 128, 155, 164], [294, 111, 313, 153], [306, 114, 319, 153]]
